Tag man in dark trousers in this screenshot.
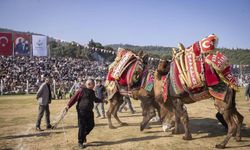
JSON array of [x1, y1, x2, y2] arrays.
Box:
[[65, 79, 106, 149], [36, 77, 52, 131], [94, 79, 106, 118], [119, 96, 135, 114], [245, 83, 250, 101]]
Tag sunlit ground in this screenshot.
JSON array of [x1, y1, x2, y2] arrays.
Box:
[[0, 88, 250, 150]]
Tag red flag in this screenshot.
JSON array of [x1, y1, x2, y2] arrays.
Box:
[[13, 33, 31, 56], [0, 32, 13, 56]]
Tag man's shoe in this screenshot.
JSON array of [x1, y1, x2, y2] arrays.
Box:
[[78, 143, 86, 149], [36, 127, 44, 131], [101, 116, 106, 119], [46, 124, 52, 129], [96, 115, 101, 118]]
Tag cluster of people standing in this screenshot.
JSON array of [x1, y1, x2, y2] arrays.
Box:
[[35, 77, 135, 149]]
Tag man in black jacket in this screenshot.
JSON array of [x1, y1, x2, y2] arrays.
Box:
[[65, 79, 105, 149]]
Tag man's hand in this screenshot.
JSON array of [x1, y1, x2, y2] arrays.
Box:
[[64, 106, 69, 112]]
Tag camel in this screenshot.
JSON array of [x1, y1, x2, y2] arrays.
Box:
[[153, 34, 245, 148], [105, 49, 158, 129], [130, 70, 161, 131], [132, 34, 244, 148]]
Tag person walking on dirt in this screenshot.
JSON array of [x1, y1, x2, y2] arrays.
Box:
[[94, 79, 106, 118], [35, 77, 52, 131], [119, 96, 135, 114], [245, 83, 250, 101], [65, 79, 107, 149]]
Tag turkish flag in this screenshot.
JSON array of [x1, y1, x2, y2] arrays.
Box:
[[0, 32, 13, 56], [13, 33, 31, 56]]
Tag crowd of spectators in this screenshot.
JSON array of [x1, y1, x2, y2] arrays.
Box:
[[0, 56, 109, 95], [0, 55, 249, 95]]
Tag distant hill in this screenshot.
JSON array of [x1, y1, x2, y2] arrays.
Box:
[[106, 44, 173, 59], [107, 44, 250, 64], [1, 27, 250, 64]]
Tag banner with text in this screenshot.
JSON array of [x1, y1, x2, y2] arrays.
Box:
[[32, 35, 48, 56]]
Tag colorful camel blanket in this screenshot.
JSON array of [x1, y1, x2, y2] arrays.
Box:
[[105, 55, 144, 100], [140, 70, 154, 92], [189, 89, 211, 101], [111, 51, 136, 80], [105, 80, 118, 100], [162, 75, 168, 102], [184, 49, 204, 89], [171, 34, 238, 96], [126, 60, 144, 87], [185, 34, 218, 56], [174, 34, 218, 90], [206, 51, 238, 90], [169, 61, 185, 95], [208, 82, 228, 100], [105, 80, 130, 100]]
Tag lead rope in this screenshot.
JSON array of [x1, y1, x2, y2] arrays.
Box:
[[52, 108, 70, 150], [61, 115, 70, 150]]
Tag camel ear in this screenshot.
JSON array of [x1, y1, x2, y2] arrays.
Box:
[[137, 50, 144, 57], [178, 43, 185, 50], [142, 53, 148, 64], [172, 48, 177, 57]]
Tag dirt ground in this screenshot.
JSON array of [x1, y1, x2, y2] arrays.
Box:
[[0, 88, 250, 150]]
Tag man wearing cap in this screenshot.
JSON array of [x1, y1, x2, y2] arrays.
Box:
[[65, 79, 106, 149], [35, 77, 52, 131]]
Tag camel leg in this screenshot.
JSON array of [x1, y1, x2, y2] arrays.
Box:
[[140, 102, 157, 131], [215, 88, 242, 148], [113, 98, 128, 126], [172, 110, 181, 134], [111, 95, 127, 125], [106, 98, 117, 129], [154, 101, 162, 124], [174, 99, 192, 140], [234, 109, 244, 142], [160, 105, 167, 123], [215, 110, 237, 149]]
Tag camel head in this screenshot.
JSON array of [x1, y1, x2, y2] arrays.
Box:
[[157, 59, 171, 77]]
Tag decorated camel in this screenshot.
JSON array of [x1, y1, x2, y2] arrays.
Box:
[[132, 34, 244, 149], [105, 48, 158, 129]]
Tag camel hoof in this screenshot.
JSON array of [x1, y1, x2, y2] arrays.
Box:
[[182, 135, 192, 140], [120, 122, 128, 126], [109, 125, 117, 129], [235, 136, 241, 142], [215, 144, 225, 149]]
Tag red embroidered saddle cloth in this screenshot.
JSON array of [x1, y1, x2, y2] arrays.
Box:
[[118, 60, 143, 86], [206, 51, 238, 89], [111, 51, 136, 80], [105, 59, 144, 100], [172, 34, 219, 92]]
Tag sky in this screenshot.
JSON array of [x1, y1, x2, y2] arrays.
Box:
[[0, 0, 250, 49]]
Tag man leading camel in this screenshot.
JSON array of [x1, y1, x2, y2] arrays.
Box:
[[65, 79, 107, 149]]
